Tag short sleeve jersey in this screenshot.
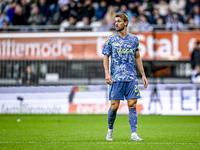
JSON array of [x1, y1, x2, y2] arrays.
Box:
[[102, 32, 139, 82]]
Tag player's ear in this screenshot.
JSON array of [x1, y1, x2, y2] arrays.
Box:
[[124, 21, 128, 26]]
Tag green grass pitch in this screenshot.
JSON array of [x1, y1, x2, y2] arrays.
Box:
[[0, 114, 200, 150]]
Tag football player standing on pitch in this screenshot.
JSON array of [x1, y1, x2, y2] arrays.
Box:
[[102, 13, 148, 141]]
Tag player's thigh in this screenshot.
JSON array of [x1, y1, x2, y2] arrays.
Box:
[[127, 99, 137, 108]]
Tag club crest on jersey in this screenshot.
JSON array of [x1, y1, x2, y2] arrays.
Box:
[[129, 40, 134, 46]]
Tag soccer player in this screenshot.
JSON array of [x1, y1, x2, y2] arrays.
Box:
[[102, 13, 148, 141]]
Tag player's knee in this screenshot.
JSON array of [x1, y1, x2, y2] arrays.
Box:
[[110, 103, 119, 111], [129, 103, 136, 108], [128, 100, 137, 108]]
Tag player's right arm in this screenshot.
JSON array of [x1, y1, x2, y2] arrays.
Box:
[[103, 55, 113, 85], [102, 35, 113, 85]]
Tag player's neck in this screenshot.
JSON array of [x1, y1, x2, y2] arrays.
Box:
[[117, 28, 127, 38]]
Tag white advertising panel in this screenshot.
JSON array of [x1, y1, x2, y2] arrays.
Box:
[[0, 86, 71, 114], [0, 93, 69, 114]]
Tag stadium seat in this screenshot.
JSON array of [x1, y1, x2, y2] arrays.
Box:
[[75, 21, 85, 28], [59, 20, 70, 32], [90, 21, 102, 31]]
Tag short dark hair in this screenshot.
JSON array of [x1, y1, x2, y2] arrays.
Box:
[[115, 13, 129, 25]]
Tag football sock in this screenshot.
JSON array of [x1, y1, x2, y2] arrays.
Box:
[[107, 108, 117, 129], [129, 108, 138, 133]]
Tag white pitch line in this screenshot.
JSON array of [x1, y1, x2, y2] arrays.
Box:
[[0, 142, 199, 144], [132, 143, 200, 145]]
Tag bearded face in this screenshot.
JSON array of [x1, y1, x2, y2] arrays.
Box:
[[115, 17, 127, 31]]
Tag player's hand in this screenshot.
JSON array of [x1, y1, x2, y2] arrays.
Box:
[[105, 73, 113, 85], [142, 76, 148, 89]]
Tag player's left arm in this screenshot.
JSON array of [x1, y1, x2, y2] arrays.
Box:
[[135, 51, 148, 88]]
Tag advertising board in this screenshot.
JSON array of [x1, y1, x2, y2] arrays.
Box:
[[0, 32, 200, 60], [0, 84, 199, 115]]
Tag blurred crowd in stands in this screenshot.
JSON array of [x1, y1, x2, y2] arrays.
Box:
[[0, 0, 200, 31]]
